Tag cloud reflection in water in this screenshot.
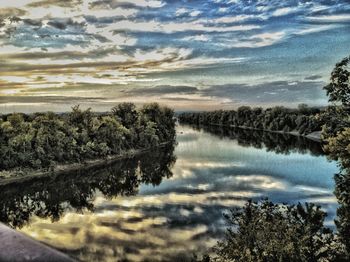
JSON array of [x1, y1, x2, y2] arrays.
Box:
[[0, 125, 339, 261]]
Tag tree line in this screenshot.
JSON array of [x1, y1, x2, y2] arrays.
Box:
[[179, 103, 323, 135], [0, 102, 176, 171]]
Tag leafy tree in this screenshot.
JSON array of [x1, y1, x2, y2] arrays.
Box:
[[69, 105, 93, 133], [324, 56, 350, 106], [325, 128, 350, 170], [111, 102, 138, 129], [334, 172, 350, 257], [211, 200, 342, 262], [320, 55, 350, 261]]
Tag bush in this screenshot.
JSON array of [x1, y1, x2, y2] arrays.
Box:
[[210, 200, 345, 262]]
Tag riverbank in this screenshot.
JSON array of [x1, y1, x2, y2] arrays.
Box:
[[233, 125, 322, 142], [0, 141, 173, 186], [184, 122, 322, 142]]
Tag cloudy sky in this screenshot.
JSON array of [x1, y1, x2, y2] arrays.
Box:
[[0, 0, 349, 112]]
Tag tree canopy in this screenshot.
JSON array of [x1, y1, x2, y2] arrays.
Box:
[[179, 105, 322, 135], [212, 200, 342, 262], [0, 103, 176, 172], [324, 56, 350, 107]]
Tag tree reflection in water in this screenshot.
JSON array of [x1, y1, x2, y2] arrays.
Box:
[[189, 124, 324, 156], [0, 143, 176, 229]]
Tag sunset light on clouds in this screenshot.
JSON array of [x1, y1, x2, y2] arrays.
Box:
[[0, 0, 349, 112]]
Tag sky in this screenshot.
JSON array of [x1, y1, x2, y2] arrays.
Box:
[[0, 0, 349, 112]]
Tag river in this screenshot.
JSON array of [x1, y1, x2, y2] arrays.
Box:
[[0, 124, 339, 261]]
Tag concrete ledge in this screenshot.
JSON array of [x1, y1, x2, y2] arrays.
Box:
[[0, 223, 74, 262]]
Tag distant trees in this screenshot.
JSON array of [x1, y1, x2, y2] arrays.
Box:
[[179, 105, 322, 135], [0, 103, 176, 171]]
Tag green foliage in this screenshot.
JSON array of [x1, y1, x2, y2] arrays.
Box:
[[209, 200, 345, 262], [321, 56, 350, 177], [320, 106, 350, 141], [0, 143, 176, 229], [325, 128, 350, 171], [0, 103, 176, 171], [179, 105, 322, 135], [111, 102, 138, 129], [324, 56, 350, 107], [321, 56, 350, 259], [334, 172, 350, 256]]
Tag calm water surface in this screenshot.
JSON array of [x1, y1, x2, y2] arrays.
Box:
[[0, 125, 339, 261]]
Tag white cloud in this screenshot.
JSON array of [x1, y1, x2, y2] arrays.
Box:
[[0, 0, 33, 8], [309, 4, 330, 13], [84, 7, 138, 19], [182, 34, 210, 42], [121, 0, 165, 8], [26, 1, 138, 19], [98, 19, 260, 33], [218, 7, 228, 13], [271, 7, 299, 17], [256, 5, 272, 12], [89, 0, 164, 9], [0, 45, 28, 54], [176, 8, 201, 17], [306, 14, 350, 22], [134, 47, 189, 61], [295, 25, 338, 35], [172, 56, 246, 69], [214, 14, 256, 23], [0, 0, 149, 21], [222, 31, 286, 48], [190, 10, 202, 17], [0, 76, 29, 82], [247, 31, 286, 47], [175, 8, 188, 16]]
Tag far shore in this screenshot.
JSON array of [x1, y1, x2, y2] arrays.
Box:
[[0, 141, 172, 186], [188, 122, 322, 143]]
